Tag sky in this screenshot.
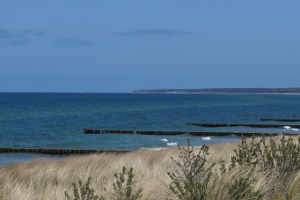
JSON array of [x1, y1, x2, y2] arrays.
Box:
[[0, 1, 299, 93]]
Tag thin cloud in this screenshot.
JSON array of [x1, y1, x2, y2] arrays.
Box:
[[18, 30, 46, 37], [0, 29, 16, 39], [0, 28, 45, 45], [10, 39, 31, 45], [56, 38, 96, 46], [117, 29, 191, 36]]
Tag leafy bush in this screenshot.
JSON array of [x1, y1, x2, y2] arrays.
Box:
[[227, 169, 263, 200], [167, 138, 215, 200], [64, 177, 104, 200], [112, 167, 143, 200], [65, 167, 142, 200], [231, 134, 300, 189]]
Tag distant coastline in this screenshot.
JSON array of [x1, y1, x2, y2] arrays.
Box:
[[132, 88, 300, 94]]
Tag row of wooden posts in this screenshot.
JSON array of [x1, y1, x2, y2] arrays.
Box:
[[260, 118, 300, 122], [0, 147, 129, 155], [84, 121, 300, 136], [186, 123, 300, 128], [83, 129, 296, 137]]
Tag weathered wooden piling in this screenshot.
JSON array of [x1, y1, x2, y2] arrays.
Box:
[[104, 130, 134, 134], [260, 118, 300, 122], [187, 123, 228, 127], [135, 131, 283, 137], [232, 132, 278, 137], [189, 132, 279, 137], [0, 147, 130, 155], [95, 129, 101, 133], [187, 123, 300, 128], [189, 132, 232, 136], [136, 131, 185, 135], [229, 124, 300, 128], [84, 129, 103, 134], [84, 129, 134, 134]]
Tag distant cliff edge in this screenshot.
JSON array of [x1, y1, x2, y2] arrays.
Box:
[[132, 88, 300, 94]]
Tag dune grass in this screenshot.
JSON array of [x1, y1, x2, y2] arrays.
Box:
[[1, 135, 300, 200]]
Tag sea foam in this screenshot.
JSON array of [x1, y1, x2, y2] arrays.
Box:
[[167, 142, 178, 146], [141, 147, 167, 151], [202, 137, 211, 140], [159, 139, 168, 142]]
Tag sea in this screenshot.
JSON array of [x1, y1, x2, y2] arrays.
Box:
[[1, 92, 300, 166]]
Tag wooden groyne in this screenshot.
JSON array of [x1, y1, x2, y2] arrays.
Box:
[[190, 132, 278, 137], [84, 129, 103, 134], [137, 131, 292, 137], [83, 128, 298, 137], [189, 132, 232, 136], [260, 118, 300, 122], [187, 123, 300, 128], [186, 123, 229, 127], [136, 131, 185, 135], [0, 148, 130, 155], [232, 132, 278, 137], [104, 130, 134, 134], [84, 129, 134, 134], [136, 131, 278, 137]]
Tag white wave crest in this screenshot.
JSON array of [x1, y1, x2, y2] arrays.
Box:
[[202, 137, 211, 140], [292, 128, 299, 131], [141, 147, 166, 151], [167, 142, 178, 146], [159, 139, 168, 142], [283, 126, 291, 129]]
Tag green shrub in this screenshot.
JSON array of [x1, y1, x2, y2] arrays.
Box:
[[227, 169, 263, 200], [167, 138, 215, 200], [64, 177, 104, 200], [219, 157, 263, 199], [65, 167, 142, 200], [231, 134, 300, 189], [112, 167, 143, 200]]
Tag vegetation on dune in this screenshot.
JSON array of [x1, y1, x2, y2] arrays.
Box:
[[167, 139, 214, 200], [1, 134, 300, 199]]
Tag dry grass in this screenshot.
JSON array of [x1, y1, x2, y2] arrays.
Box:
[[0, 148, 179, 200], [0, 136, 300, 200]]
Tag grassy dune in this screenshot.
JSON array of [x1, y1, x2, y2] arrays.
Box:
[[1, 136, 300, 200]]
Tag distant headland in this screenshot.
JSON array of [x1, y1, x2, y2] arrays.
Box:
[[132, 88, 300, 94]]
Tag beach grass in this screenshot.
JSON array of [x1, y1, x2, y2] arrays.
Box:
[[1, 136, 300, 200]]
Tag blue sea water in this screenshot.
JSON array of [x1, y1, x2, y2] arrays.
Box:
[[1, 93, 300, 165]]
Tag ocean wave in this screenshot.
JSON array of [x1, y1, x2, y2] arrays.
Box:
[[141, 147, 167, 151], [283, 126, 291, 129], [159, 139, 168, 142], [167, 142, 178, 146], [202, 137, 211, 140]]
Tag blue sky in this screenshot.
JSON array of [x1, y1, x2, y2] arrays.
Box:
[[0, 1, 299, 92]]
